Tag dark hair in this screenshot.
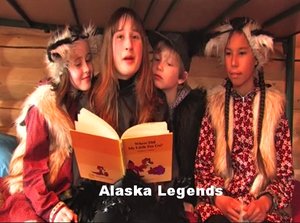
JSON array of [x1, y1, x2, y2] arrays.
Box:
[[257, 69, 267, 176]]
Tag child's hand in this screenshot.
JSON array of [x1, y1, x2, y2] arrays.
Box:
[[53, 206, 78, 222], [242, 195, 272, 222], [215, 195, 242, 222]]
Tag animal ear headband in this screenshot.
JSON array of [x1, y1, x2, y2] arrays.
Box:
[[205, 17, 274, 69]]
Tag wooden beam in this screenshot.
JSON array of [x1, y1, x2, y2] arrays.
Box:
[[69, 0, 80, 25], [263, 3, 300, 28], [155, 0, 179, 30], [285, 36, 295, 140], [6, 0, 33, 28], [203, 0, 250, 32], [143, 0, 156, 24]]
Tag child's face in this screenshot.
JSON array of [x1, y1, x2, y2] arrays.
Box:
[[68, 40, 93, 91], [152, 46, 182, 91], [225, 32, 256, 94], [113, 17, 143, 80]]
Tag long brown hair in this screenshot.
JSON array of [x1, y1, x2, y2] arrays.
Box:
[[89, 7, 156, 129]]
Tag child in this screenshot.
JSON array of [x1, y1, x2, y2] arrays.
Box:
[[150, 31, 206, 222], [87, 7, 168, 223], [0, 25, 96, 222], [89, 7, 167, 135], [194, 17, 294, 223]]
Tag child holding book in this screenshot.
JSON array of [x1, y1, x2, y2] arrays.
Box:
[[87, 7, 168, 223], [194, 17, 294, 223], [150, 31, 206, 222], [89, 7, 167, 135], [0, 25, 97, 222]]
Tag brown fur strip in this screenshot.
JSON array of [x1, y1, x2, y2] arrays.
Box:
[[5, 85, 74, 194], [207, 85, 285, 196]]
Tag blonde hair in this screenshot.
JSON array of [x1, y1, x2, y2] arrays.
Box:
[[154, 41, 186, 80]]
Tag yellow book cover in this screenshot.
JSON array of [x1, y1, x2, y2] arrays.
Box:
[[70, 108, 173, 184]]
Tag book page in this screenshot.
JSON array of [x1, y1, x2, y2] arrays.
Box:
[[122, 133, 173, 183], [121, 122, 169, 139], [76, 108, 119, 140], [71, 130, 124, 184]]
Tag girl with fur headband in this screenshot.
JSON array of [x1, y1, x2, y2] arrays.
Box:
[[150, 31, 206, 223], [0, 25, 96, 222], [194, 17, 294, 223]]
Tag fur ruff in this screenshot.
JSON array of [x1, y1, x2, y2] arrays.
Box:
[[204, 19, 273, 70], [46, 25, 99, 84], [207, 85, 285, 196], [5, 85, 74, 194]]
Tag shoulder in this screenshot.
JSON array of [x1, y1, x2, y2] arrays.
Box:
[[263, 87, 286, 115], [175, 88, 207, 119], [206, 85, 225, 108], [16, 85, 55, 129], [207, 85, 225, 99], [179, 88, 206, 108], [265, 87, 285, 103], [25, 84, 56, 107], [187, 88, 207, 101]]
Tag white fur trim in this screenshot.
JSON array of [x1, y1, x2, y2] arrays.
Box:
[[207, 86, 285, 196]]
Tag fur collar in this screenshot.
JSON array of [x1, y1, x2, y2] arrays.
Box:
[[207, 85, 285, 196], [6, 85, 74, 194]]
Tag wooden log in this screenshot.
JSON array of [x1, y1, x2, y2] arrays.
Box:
[[0, 26, 50, 37], [0, 107, 20, 130], [0, 33, 48, 47], [0, 48, 46, 68], [0, 100, 23, 109], [293, 110, 300, 171], [0, 84, 38, 101], [0, 126, 17, 136], [0, 66, 45, 82]]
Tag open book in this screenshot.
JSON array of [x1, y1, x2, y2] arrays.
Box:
[[70, 108, 173, 184]]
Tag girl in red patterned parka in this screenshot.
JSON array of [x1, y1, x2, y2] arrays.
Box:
[[194, 17, 294, 223]]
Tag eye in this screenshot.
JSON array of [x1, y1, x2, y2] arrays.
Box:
[[225, 50, 231, 56], [239, 50, 247, 55], [154, 56, 160, 62], [86, 53, 92, 62], [116, 34, 124, 40], [75, 62, 82, 67], [132, 32, 141, 39]]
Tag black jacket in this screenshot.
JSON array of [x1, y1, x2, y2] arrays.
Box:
[[172, 88, 207, 205], [117, 76, 168, 136]]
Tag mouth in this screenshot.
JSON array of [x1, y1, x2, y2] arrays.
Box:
[[123, 55, 134, 62], [154, 74, 162, 80], [229, 72, 241, 77], [82, 75, 91, 80]]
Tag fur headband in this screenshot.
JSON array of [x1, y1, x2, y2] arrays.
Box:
[[46, 25, 98, 84], [205, 17, 274, 70]]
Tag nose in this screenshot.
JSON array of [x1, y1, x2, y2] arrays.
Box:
[[157, 60, 163, 71], [83, 61, 90, 74], [231, 54, 238, 67], [125, 36, 133, 51]]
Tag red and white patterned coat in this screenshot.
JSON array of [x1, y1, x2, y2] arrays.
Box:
[[195, 85, 294, 222]]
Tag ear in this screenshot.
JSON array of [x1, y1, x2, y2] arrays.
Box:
[[178, 71, 188, 85]]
